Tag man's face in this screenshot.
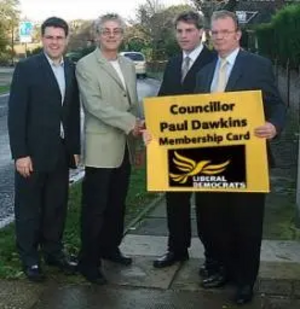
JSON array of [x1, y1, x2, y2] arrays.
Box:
[[211, 17, 241, 56], [175, 21, 203, 53], [98, 20, 123, 52], [42, 26, 68, 60]]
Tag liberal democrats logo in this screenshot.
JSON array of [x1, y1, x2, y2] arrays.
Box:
[[168, 145, 247, 189]]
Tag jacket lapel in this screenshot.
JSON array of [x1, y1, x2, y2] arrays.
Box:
[[39, 53, 62, 102], [94, 48, 125, 91], [119, 56, 134, 104], [225, 50, 244, 91], [204, 60, 217, 93]]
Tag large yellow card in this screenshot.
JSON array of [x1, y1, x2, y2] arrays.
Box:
[[143, 90, 269, 192]]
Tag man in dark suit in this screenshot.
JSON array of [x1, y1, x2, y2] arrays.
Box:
[[195, 11, 286, 305], [153, 11, 216, 271], [8, 17, 80, 282]]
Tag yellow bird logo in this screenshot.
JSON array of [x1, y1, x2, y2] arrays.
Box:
[[170, 151, 230, 184]]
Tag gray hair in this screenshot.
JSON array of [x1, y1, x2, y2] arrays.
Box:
[[211, 10, 240, 30], [94, 13, 126, 34]]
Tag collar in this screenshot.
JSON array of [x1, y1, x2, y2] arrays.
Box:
[[219, 47, 240, 66], [182, 43, 204, 63], [44, 52, 64, 67]]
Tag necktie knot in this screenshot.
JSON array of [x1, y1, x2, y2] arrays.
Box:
[[220, 57, 227, 69]]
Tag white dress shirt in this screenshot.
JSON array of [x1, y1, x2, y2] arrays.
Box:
[[210, 47, 240, 93]]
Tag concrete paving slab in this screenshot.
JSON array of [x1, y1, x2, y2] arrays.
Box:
[[121, 235, 300, 263], [129, 218, 198, 237], [171, 258, 234, 293], [31, 285, 266, 309], [147, 196, 197, 220], [263, 297, 300, 309], [102, 256, 179, 289], [0, 280, 45, 309], [120, 235, 205, 258]]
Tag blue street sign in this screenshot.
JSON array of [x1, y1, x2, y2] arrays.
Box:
[[19, 21, 34, 43]]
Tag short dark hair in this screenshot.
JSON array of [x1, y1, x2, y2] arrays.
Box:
[[174, 10, 203, 29], [41, 17, 69, 36]]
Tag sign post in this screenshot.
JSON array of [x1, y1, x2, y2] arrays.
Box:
[[19, 21, 33, 57]]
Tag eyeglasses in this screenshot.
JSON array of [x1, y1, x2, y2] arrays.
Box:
[[100, 28, 123, 37], [210, 30, 237, 38]]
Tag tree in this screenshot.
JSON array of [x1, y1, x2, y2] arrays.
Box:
[[189, 0, 237, 29], [0, 0, 20, 63], [68, 20, 94, 51], [133, 0, 192, 60]]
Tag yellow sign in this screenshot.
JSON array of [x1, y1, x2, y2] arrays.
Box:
[[143, 90, 269, 192]]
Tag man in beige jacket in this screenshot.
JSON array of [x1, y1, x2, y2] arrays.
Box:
[[76, 13, 142, 285]]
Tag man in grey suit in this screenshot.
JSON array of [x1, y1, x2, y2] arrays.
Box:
[[76, 13, 142, 285]]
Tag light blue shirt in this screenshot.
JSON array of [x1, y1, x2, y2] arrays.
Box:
[[44, 53, 65, 102], [44, 53, 65, 138], [210, 48, 240, 93]]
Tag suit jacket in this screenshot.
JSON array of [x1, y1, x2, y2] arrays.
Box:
[[8, 53, 81, 172], [195, 49, 286, 167], [76, 48, 138, 168], [158, 45, 215, 96]]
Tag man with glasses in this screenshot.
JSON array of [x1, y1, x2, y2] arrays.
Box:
[[195, 11, 286, 305], [152, 11, 216, 274], [8, 17, 81, 282], [76, 13, 142, 285]]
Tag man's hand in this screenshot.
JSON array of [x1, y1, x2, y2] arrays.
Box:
[[16, 156, 33, 178], [74, 154, 80, 167], [254, 122, 277, 140], [141, 129, 152, 145], [132, 118, 146, 137]]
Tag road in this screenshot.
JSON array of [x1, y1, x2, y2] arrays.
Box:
[[0, 77, 160, 228]]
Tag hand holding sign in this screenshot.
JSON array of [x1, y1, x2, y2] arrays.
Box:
[[254, 122, 277, 140]]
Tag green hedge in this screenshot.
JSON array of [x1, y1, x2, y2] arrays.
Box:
[[256, 4, 300, 68]]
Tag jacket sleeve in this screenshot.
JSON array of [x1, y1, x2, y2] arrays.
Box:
[[67, 69, 81, 155], [76, 61, 136, 135], [257, 58, 286, 135], [157, 60, 172, 97], [7, 61, 30, 160]]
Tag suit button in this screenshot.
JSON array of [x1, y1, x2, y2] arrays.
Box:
[[123, 93, 127, 97]]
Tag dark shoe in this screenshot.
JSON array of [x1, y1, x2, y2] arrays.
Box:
[[101, 250, 132, 266], [199, 260, 220, 278], [45, 254, 78, 275], [23, 265, 46, 282], [78, 265, 107, 285], [201, 271, 228, 289], [234, 285, 254, 305], [153, 251, 189, 268]]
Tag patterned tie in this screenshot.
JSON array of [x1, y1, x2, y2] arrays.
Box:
[[181, 56, 190, 83], [215, 58, 228, 92]]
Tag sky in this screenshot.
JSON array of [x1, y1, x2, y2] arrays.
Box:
[[19, 0, 189, 22]]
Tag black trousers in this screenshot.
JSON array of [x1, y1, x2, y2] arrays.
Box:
[[79, 149, 131, 269], [166, 192, 192, 253], [166, 192, 213, 262], [196, 192, 265, 286], [14, 140, 69, 267]]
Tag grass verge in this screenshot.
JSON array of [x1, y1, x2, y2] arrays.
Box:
[[0, 85, 10, 94], [0, 165, 157, 279]]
